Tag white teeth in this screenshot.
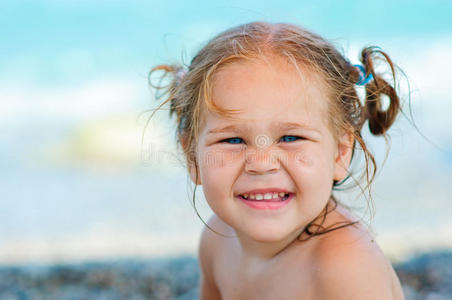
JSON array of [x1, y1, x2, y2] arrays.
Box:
[[264, 193, 273, 200], [241, 192, 291, 200]]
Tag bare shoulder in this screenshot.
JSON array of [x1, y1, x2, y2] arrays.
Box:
[[198, 214, 232, 261], [198, 215, 230, 300], [310, 223, 404, 300]]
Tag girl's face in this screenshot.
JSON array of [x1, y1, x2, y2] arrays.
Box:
[[191, 55, 353, 243]]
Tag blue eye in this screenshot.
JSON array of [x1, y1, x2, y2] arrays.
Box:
[[222, 137, 243, 144], [280, 135, 302, 142]]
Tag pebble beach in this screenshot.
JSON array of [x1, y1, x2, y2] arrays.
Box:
[[0, 250, 451, 300]]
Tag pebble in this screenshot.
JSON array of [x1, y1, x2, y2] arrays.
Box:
[[0, 251, 450, 299]]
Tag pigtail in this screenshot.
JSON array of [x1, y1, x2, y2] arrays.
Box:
[[359, 46, 401, 135]]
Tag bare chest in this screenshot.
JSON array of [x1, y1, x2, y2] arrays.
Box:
[[214, 250, 315, 300]]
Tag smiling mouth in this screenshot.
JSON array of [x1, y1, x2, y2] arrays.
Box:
[[239, 192, 291, 202]]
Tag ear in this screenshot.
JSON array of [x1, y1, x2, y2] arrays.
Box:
[[333, 131, 354, 181], [178, 132, 201, 185], [181, 134, 201, 186], [188, 158, 202, 185]]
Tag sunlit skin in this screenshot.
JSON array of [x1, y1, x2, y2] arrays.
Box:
[[192, 55, 405, 299]]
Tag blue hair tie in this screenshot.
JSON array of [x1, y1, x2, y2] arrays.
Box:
[[353, 64, 373, 85]]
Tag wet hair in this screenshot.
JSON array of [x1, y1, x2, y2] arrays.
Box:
[[148, 21, 403, 239]]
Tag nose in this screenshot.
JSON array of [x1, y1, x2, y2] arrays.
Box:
[[245, 148, 280, 175]]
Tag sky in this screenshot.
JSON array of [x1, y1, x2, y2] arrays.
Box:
[[2, 0, 452, 85], [0, 0, 451, 263]]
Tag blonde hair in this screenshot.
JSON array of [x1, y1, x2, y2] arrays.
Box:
[[149, 21, 402, 238]]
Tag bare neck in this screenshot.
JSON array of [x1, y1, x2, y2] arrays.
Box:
[[234, 228, 305, 263]]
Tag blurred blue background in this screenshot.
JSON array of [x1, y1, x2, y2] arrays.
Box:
[[1, 0, 451, 265]]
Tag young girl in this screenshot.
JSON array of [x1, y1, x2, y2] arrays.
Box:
[[150, 21, 405, 299]]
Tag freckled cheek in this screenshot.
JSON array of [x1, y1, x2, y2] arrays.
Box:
[[197, 149, 245, 203], [198, 148, 245, 169], [285, 150, 335, 204], [292, 150, 315, 168], [284, 149, 332, 178], [281, 148, 315, 169]]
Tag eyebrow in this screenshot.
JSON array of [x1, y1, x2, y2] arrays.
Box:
[[207, 121, 321, 135], [207, 124, 244, 134], [278, 122, 320, 132]]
